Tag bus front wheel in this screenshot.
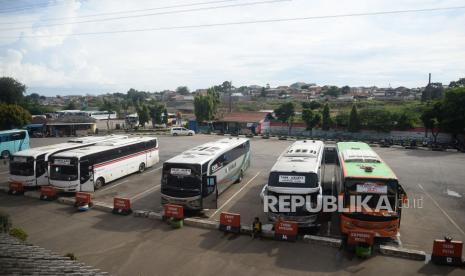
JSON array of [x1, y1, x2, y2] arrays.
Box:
[[139, 163, 146, 173], [1, 150, 10, 159], [95, 177, 105, 190], [235, 170, 243, 184]]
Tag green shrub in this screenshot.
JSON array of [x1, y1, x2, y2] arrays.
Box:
[[0, 210, 11, 233], [9, 227, 28, 241], [65, 253, 77, 260]]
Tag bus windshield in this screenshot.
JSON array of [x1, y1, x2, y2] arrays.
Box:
[[344, 179, 398, 212], [49, 158, 78, 181], [162, 163, 201, 198], [268, 172, 318, 188], [9, 156, 34, 176]]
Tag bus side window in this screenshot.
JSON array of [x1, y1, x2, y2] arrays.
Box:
[[1, 134, 9, 142]]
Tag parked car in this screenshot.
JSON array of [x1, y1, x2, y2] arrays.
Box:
[[170, 127, 195, 136]]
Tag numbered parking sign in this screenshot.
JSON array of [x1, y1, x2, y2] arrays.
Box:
[[274, 221, 298, 242], [219, 212, 241, 234], [432, 239, 463, 266]]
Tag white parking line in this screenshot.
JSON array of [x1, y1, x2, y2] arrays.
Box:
[[144, 166, 163, 174], [98, 180, 129, 193], [211, 171, 261, 218], [130, 184, 160, 201], [418, 184, 465, 236]]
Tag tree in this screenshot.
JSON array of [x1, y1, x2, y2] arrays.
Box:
[[335, 111, 349, 128], [27, 93, 40, 103], [393, 111, 415, 130], [176, 86, 190, 95], [148, 103, 165, 126], [136, 104, 150, 127], [440, 87, 465, 135], [422, 83, 444, 101], [449, 78, 465, 88], [421, 101, 443, 143], [207, 87, 220, 111], [0, 104, 31, 130], [323, 86, 341, 98], [0, 77, 26, 104], [274, 102, 295, 135], [194, 94, 215, 122], [260, 87, 266, 97], [348, 105, 360, 132], [359, 108, 394, 132], [65, 101, 78, 110], [302, 109, 321, 133], [162, 109, 168, 125], [274, 102, 295, 124], [301, 101, 321, 110], [321, 103, 331, 131], [341, 85, 351, 95]]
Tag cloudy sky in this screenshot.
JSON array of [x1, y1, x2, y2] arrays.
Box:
[[0, 0, 464, 96]]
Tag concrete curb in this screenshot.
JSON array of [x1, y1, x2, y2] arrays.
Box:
[[2, 191, 431, 262], [303, 235, 342, 248], [379, 245, 426, 261]]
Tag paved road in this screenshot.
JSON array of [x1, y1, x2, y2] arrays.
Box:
[[1, 194, 463, 276], [1, 136, 465, 252]]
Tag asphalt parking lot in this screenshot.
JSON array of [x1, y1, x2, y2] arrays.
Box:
[[1, 135, 465, 253], [2, 194, 463, 276]]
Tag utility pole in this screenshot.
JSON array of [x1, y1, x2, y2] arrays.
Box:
[[229, 81, 232, 113]]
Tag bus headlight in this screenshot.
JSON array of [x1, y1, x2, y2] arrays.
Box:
[[344, 221, 355, 229]]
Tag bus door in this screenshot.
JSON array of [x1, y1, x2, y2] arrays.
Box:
[[202, 175, 217, 209], [79, 160, 94, 192], [35, 154, 48, 186]]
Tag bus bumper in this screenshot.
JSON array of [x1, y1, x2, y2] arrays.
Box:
[[161, 194, 202, 210], [340, 214, 399, 238], [267, 212, 319, 227]]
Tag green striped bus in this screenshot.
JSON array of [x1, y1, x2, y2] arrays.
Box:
[[335, 142, 406, 238]]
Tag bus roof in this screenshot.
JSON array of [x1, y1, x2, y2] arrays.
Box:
[[336, 142, 397, 180], [0, 129, 27, 134], [271, 140, 324, 174], [12, 135, 127, 159], [51, 136, 157, 159], [165, 137, 249, 165]]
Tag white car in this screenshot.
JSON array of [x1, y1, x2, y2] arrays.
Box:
[[170, 127, 195, 136]]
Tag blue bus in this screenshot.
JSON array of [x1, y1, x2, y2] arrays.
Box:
[[0, 129, 30, 159]]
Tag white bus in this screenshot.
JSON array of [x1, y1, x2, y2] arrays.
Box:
[[260, 140, 324, 226], [86, 111, 117, 120], [9, 135, 127, 188], [161, 137, 251, 210], [49, 137, 158, 192]]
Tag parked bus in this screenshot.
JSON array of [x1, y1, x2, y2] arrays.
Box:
[[9, 135, 127, 188], [260, 140, 324, 226], [49, 136, 158, 192], [161, 137, 250, 210], [86, 111, 117, 120], [335, 142, 406, 238], [0, 129, 30, 159]]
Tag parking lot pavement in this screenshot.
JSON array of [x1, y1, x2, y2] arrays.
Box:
[[2, 194, 463, 276], [3, 136, 465, 253], [373, 147, 465, 251]]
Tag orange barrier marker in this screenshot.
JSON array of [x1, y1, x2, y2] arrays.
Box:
[[163, 204, 184, 220], [274, 220, 298, 241], [432, 237, 463, 266], [40, 186, 57, 201], [112, 197, 132, 215], [75, 192, 92, 211], [219, 212, 241, 234]]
